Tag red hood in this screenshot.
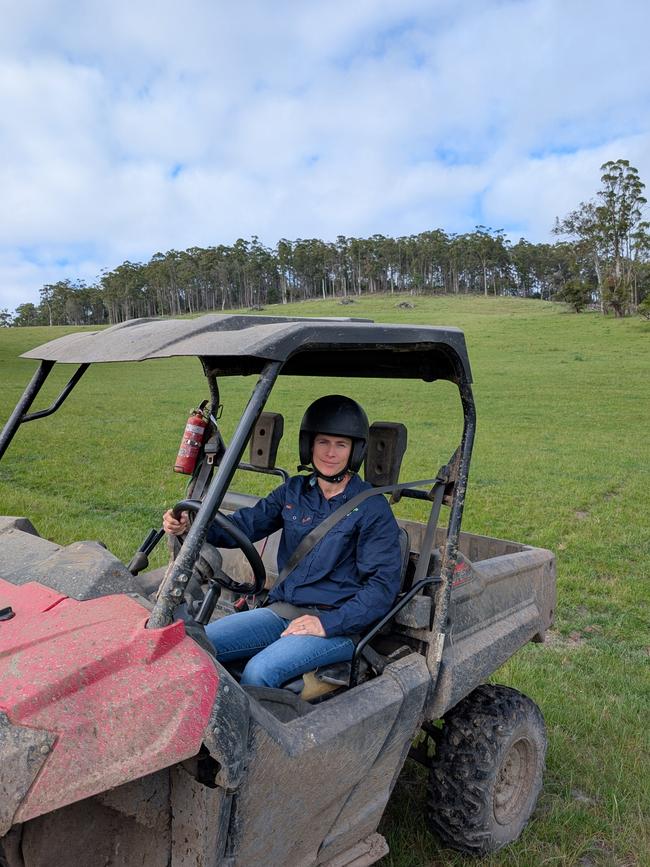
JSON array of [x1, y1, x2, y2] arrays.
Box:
[[0, 579, 218, 824]]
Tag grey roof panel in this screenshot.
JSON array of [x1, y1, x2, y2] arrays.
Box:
[[21, 314, 472, 383]]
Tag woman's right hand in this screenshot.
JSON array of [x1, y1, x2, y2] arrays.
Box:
[[162, 509, 189, 536]]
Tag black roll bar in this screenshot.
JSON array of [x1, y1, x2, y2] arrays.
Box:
[[350, 576, 442, 687], [237, 463, 290, 483], [22, 364, 90, 422], [425, 379, 476, 687], [147, 359, 283, 629], [0, 361, 52, 461], [0, 362, 90, 462]]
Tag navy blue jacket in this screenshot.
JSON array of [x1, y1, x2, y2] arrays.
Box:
[[206, 474, 402, 637]]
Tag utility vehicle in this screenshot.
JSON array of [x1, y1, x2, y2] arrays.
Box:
[[0, 314, 556, 866]]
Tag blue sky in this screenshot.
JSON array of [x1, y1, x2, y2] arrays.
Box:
[[1, 0, 649, 311]]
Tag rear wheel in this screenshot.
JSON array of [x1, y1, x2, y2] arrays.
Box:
[[427, 684, 546, 854]]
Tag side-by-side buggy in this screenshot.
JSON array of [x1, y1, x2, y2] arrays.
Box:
[[0, 315, 556, 866]]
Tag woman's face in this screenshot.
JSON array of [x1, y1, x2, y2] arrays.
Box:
[[312, 433, 353, 477]]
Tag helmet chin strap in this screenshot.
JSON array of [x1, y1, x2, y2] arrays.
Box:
[[297, 463, 350, 484]]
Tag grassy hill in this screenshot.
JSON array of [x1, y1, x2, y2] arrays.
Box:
[[1, 295, 648, 865]]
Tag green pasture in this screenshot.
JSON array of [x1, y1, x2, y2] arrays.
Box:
[[0, 296, 648, 866]]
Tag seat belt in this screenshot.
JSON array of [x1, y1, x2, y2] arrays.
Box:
[[272, 474, 444, 589]]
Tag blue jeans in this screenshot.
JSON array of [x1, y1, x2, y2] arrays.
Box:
[[205, 607, 355, 688]]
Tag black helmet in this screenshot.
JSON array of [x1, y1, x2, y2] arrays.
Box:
[[299, 395, 369, 474]]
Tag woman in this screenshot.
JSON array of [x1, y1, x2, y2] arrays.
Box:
[[163, 395, 401, 688]]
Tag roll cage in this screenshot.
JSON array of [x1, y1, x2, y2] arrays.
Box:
[[0, 313, 476, 691]]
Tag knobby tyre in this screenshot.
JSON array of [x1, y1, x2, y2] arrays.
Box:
[[427, 683, 547, 854]]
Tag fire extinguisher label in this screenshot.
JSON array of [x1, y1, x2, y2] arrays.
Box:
[[185, 423, 205, 435]]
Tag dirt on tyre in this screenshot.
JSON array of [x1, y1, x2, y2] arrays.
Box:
[[427, 683, 547, 854]]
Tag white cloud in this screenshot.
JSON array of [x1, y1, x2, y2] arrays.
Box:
[[0, 0, 649, 310], [483, 132, 650, 239]]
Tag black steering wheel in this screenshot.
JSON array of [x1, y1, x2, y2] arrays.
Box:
[[172, 499, 267, 596]]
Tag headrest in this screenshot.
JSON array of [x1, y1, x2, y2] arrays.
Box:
[[249, 412, 284, 468], [364, 422, 407, 486]]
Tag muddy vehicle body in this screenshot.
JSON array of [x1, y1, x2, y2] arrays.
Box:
[[0, 315, 556, 866]]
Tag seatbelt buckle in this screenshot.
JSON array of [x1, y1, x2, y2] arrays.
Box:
[[203, 435, 220, 466]]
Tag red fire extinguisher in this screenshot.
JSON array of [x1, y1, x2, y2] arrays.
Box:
[[174, 403, 209, 475]]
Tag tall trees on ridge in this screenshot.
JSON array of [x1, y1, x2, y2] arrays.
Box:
[[6, 161, 648, 326], [554, 160, 649, 316]]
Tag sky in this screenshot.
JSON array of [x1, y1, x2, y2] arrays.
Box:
[[1, 0, 649, 312]]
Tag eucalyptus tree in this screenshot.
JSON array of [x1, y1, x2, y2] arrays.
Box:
[[346, 236, 366, 294], [555, 159, 649, 314], [381, 234, 402, 293], [39, 282, 62, 326], [332, 235, 351, 297], [177, 249, 207, 313], [510, 239, 538, 297], [532, 243, 575, 300], [100, 262, 148, 322], [245, 236, 280, 306], [39, 280, 97, 326], [599, 160, 649, 308], [63, 282, 106, 325], [469, 227, 509, 296], [446, 233, 467, 294], [418, 230, 450, 292], [12, 303, 44, 327], [291, 238, 333, 299], [353, 234, 399, 294], [143, 252, 183, 317], [276, 239, 295, 304], [212, 244, 243, 310]]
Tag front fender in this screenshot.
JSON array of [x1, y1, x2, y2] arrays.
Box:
[[0, 579, 219, 825]]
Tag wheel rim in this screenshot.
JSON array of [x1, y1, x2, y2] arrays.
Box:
[[493, 737, 535, 825]]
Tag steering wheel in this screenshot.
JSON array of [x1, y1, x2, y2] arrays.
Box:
[[172, 499, 266, 596]]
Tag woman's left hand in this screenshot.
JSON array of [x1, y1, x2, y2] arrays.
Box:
[[281, 615, 326, 637]]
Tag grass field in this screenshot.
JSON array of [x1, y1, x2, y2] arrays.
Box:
[[0, 295, 648, 866]]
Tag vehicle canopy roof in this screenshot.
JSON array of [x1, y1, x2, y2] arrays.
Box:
[[21, 314, 472, 384]]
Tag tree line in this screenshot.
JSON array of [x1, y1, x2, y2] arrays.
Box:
[[4, 159, 649, 327]]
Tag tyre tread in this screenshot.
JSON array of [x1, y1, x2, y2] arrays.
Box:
[[426, 684, 546, 854]]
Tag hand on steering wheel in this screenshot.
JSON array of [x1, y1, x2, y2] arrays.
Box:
[[169, 499, 266, 597]]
